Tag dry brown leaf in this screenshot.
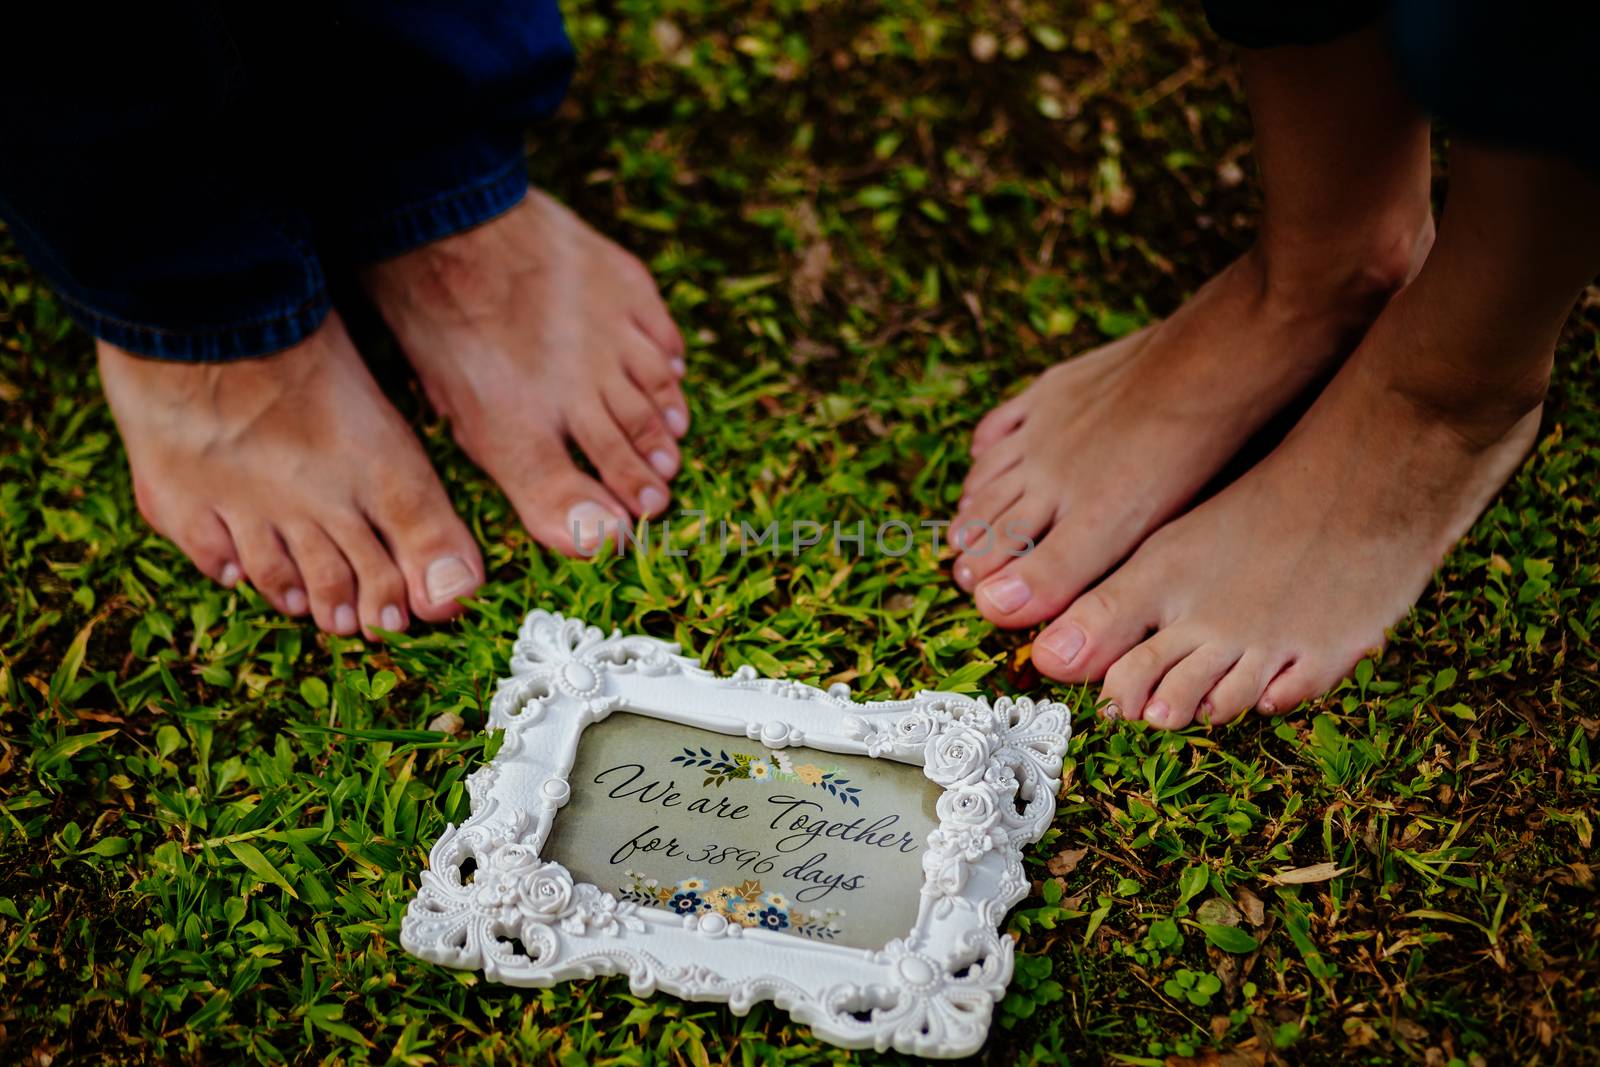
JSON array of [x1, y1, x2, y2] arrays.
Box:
[[1215, 953, 1240, 1001], [651, 19, 683, 56], [790, 240, 832, 311], [427, 711, 466, 735], [1196, 897, 1241, 927], [1395, 1018, 1429, 1042], [1236, 887, 1266, 927], [1047, 846, 1088, 877], [1264, 862, 1351, 886]]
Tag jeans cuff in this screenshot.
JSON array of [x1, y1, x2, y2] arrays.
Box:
[[1203, 0, 1387, 49], [336, 150, 530, 266], [59, 287, 332, 362]]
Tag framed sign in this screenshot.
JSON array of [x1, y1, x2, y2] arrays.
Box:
[[401, 612, 1070, 1058]]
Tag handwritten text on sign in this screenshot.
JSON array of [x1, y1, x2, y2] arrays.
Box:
[[542, 712, 941, 950]]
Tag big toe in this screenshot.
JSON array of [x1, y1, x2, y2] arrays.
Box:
[[1031, 566, 1167, 683], [972, 514, 1133, 629], [360, 452, 485, 622]]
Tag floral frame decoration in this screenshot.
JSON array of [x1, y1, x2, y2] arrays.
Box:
[[400, 611, 1070, 1058]]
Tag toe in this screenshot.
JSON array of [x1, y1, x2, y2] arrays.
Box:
[[280, 522, 360, 635], [618, 255, 686, 361], [1032, 579, 1159, 682], [621, 329, 689, 437], [231, 520, 307, 616], [358, 458, 485, 623], [603, 378, 680, 482], [169, 508, 242, 589], [1199, 650, 1281, 725], [970, 392, 1029, 457], [479, 427, 631, 557], [1146, 644, 1241, 730], [973, 515, 1138, 630], [1101, 629, 1198, 724], [1259, 656, 1350, 716], [569, 398, 673, 518], [954, 496, 1052, 592], [324, 513, 411, 639], [952, 471, 1024, 544], [959, 438, 1023, 500]]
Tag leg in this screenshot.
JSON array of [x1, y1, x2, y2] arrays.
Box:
[[1, 7, 484, 637], [1041, 142, 1599, 726], [0, 7, 327, 361], [361, 189, 690, 555], [244, 0, 691, 555], [955, 20, 1432, 629]]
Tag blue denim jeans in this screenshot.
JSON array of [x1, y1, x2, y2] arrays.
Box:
[[0, 2, 574, 361]]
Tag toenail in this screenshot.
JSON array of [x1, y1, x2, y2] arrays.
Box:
[[1038, 624, 1086, 666], [648, 449, 677, 478], [567, 501, 616, 555], [665, 408, 688, 436], [334, 604, 357, 633], [381, 604, 404, 632], [285, 588, 308, 615], [639, 486, 668, 515], [425, 556, 478, 604], [977, 575, 1032, 615], [1144, 698, 1171, 726], [1102, 702, 1122, 721], [220, 561, 241, 587], [669, 357, 686, 377], [954, 560, 974, 588], [1259, 698, 1277, 714]]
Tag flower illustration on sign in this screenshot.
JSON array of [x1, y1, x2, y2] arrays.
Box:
[[669, 746, 862, 806], [619, 871, 844, 940]]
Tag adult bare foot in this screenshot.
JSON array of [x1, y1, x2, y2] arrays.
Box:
[[100, 313, 485, 638], [959, 20, 1440, 628], [1029, 137, 1600, 728], [1028, 282, 1543, 726], [954, 233, 1425, 627], [361, 187, 689, 555]]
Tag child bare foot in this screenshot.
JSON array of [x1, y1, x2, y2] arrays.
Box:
[[362, 187, 689, 555], [954, 236, 1424, 626], [100, 313, 485, 638]]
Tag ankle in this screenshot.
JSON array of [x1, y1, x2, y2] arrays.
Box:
[[1390, 359, 1549, 443], [1249, 208, 1435, 318]]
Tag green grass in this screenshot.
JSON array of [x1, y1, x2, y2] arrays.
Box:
[[4, 1, 1599, 1063]]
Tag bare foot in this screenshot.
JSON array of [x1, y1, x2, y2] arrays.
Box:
[[1029, 281, 1543, 727], [100, 314, 485, 638], [362, 187, 689, 555], [955, 229, 1430, 629]]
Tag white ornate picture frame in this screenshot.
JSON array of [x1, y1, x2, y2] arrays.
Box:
[[401, 611, 1070, 1058]]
